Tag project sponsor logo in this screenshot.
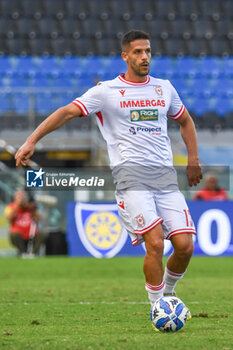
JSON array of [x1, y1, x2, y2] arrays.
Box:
[[26, 168, 45, 187], [154, 85, 163, 96], [26, 169, 105, 189], [130, 109, 158, 122], [129, 127, 137, 135], [129, 126, 161, 135]]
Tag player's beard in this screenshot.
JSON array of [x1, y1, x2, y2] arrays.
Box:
[[130, 61, 150, 78]]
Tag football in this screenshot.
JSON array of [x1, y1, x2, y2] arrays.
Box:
[[151, 296, 188, 332]]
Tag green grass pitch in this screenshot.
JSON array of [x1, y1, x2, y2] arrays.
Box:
[[0, 256, 232, 350]]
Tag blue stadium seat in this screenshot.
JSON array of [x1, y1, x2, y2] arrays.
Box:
[[0, 92, 12, 114], [81, 56, 106, 77], [214, 97, 233, 117], [52, 76, 73, 87], [222, 57, 233, 77], [55, 92, 75, 108], [198, 57, 222, 78], [106, 56, 127, 75], [35, 92, 56, 115], [215, 77, 233, 97], [182, 95, 195, 111], [38, 56, 61, 77], [191, 77, 213, 97], [206, 96, 219, 113], [13, 56, 38, 77], [192, 96, 212, 117], [60, 56, 83, 76], [99, 71, 116, 81], [30, 74, 51, 87], [0, 56, 13, 76], [175, 57, 199, 78], [76, 76, 96, 88], [150, 57, 175, 79], [0, 74, 8, 86], [12, 93, 30, 115], [9, 75, 28, 87], [170, 77, 187, 94]]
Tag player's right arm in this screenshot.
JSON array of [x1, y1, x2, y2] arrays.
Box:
[[15, 103, 82, 167]]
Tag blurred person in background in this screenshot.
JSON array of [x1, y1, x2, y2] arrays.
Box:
[[5, 189, 44, 257], [193, 173, 227, 201]]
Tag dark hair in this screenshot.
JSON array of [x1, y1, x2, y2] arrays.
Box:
[[121, 30, 150, 50]]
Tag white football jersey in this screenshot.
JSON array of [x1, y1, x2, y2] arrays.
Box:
[[72, 74, 185, 169]]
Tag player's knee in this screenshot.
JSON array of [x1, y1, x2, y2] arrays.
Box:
[[175, 239, 194, 260], [146, 236, 164, 257]]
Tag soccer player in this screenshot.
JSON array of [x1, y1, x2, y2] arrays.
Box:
[[15, 30, 202, 316]]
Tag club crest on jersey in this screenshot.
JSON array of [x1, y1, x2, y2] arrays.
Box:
[[154, 85, 163, 96], [135, 213, 145, 227], [119, 89, 126, 96], [74, 202, 128, 258]]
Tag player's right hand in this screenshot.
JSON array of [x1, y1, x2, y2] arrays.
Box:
[[15, 141, 35, 167]]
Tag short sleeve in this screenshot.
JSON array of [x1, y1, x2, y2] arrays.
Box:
[[72, 83, 104, 116], [167, 81, 185, 120]]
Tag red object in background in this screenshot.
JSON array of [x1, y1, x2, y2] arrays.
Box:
[[193, 188, 228, 201], [5, 202, 38, 240]]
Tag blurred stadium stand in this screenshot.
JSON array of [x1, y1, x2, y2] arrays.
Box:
[[0, 0, 233, 165]]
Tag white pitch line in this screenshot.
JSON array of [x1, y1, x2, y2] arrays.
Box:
[[1, 300, 230, 306]]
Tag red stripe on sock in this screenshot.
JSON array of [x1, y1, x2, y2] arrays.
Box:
[[167, 269, 183, 277], [145, 281, 165, 291]]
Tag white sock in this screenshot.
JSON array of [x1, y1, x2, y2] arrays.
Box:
[[163, 267, 186, 295], [145, 281, 165, 308]]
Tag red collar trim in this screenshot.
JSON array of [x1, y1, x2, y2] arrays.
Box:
[[118, 74, 150, 86]]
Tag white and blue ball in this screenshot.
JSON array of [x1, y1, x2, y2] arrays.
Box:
[[151, 296, 188, 332]]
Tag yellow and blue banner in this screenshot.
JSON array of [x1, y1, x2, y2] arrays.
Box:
[[67, 201, 233, 257]]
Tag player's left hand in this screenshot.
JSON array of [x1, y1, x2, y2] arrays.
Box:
[[186, 165, 203, 187]]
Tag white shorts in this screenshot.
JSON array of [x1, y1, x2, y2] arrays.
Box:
[[115, 189, 196, 246]]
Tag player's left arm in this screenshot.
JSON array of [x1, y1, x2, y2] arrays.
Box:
[[176, 108, 203, 186]]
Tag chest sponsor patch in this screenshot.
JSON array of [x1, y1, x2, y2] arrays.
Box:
[[130, 109, 158, 122]]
